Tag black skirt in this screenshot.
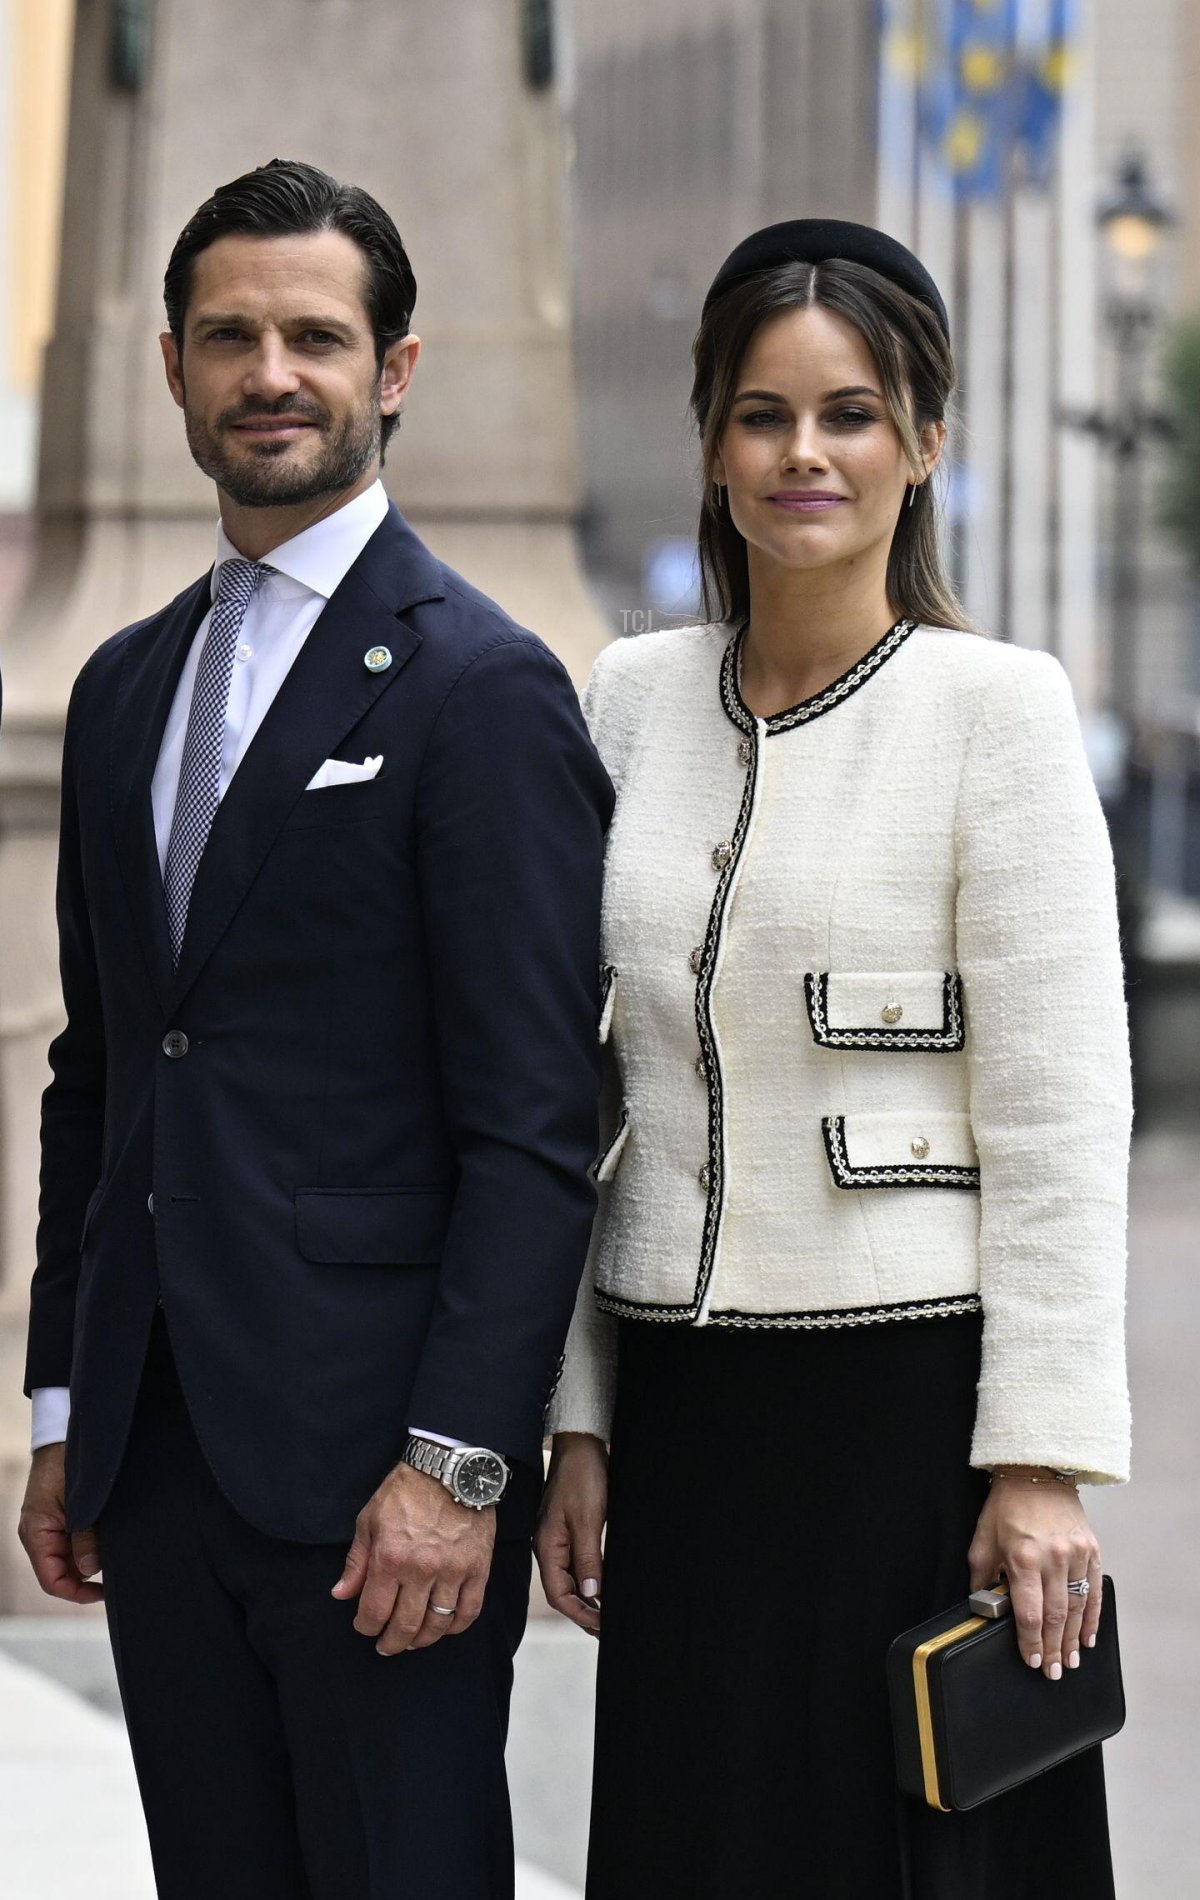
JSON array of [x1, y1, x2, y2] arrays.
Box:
[[585, 1312, 1115, 1900]]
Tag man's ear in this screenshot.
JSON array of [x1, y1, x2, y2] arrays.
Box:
[[380, 333, 421, 419], [160, 332, 186, 411]]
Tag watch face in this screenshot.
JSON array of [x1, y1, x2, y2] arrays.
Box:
[[453, 1451, 507, 1506]]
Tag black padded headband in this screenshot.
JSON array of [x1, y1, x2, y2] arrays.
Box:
[[702, 218, 950, 342]]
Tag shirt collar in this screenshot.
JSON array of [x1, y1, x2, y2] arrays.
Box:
[[211, 480, 390, 603]]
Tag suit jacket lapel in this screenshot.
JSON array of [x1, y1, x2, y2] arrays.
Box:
[[170, 507, 443, 1006], [109, 574, 212, 1013]]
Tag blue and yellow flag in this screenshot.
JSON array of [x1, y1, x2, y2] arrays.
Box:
[[892, 0, 1075, 200]]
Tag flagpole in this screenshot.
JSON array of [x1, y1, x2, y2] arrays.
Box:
[[996, 8, 1019, 643], [952, 188, 971, 600], [912, 0, 925, 248], [1045, 129, 1064, 658]]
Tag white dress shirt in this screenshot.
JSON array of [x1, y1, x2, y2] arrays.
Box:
[[32, 482, 463, 1459]]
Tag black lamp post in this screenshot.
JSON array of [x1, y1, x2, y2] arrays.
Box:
[[1059, 153, 1176, 1123], [1063, 152, 1174, 731]]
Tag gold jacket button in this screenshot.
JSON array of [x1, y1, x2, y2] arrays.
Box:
[[712, 841, 733, 870], [882, 1002, 904, 1024], [689, 945, 704, 975], [698, 1162, 711, 1191], [364, 645, 393, 673], [910, 1135, 931, 1160]]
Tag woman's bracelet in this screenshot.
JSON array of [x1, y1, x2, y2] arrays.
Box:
[[989, 1466, 1080, 1488]]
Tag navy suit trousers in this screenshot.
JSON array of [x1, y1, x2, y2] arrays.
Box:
[[99, 1313, 533, 1900]]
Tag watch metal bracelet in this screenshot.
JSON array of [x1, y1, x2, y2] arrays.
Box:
[[405, 1435, 454, 1484]]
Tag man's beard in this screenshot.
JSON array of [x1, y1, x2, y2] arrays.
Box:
[[184, 392, 382, 507]]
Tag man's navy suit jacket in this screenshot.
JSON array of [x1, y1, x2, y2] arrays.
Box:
[[24, 503, 614, 1542]]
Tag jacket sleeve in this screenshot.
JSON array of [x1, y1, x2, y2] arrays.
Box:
[[544, 1036, 621, 1440], [542, 646, 632, 1441], [24, 667, 108, 1393], [955, 651, 1132, 1484], [405, 635, 614, 1467]]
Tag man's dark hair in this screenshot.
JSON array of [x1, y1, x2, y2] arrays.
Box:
[[163, 159, 416, 449]]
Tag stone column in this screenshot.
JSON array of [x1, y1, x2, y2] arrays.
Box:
[[0, 0, 608, 1609]]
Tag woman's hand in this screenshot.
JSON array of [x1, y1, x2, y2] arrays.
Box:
[[968, 1470, 1103, 1681], [535, 1431, 609, 1636]]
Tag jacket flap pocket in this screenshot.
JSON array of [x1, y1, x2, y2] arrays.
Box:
[[805, 971, 964, 1050], [822, 1112, 980, 1189], [591, 1104, 631, 1182], [295, 1188, 453, 1264], [599, 964, 618, 1045]]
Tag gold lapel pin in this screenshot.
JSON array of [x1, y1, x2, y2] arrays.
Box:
[[364, 645, 393, 673]]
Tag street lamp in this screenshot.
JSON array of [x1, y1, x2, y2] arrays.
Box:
[[1060, 153, 1176, 1119], [1063, 151, 1174, 728]]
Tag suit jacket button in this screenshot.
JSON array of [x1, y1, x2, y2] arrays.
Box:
[[147, 1193, 155, 1215], [162, 1030, 189, 1059], [882, 1001, 904, 1024], [689, 945, 704, 975], [737, 737, 753, 767], [910, 1136, 931, 1160], [712, 841, 733, 870], [698, 1162, 711, 1191]]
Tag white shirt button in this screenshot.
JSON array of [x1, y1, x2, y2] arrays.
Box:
[[236, 643, 253, 663]]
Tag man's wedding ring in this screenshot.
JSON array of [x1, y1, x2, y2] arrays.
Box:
[[1066, 1578, 1090, 1598], [429, 1603, 455, 1617]]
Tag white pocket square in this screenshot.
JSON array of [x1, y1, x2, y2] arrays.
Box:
[[305, 754, 384, 791]]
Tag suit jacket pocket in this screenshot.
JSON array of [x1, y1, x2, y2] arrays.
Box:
[[282, 779, 388, 830], [805, 970, 965, 1051], [822, 1111, 980, 1189], [294, 1187, 453, 1264]]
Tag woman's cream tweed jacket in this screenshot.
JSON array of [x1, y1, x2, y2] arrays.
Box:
[[548, 617, 1133, 1485]]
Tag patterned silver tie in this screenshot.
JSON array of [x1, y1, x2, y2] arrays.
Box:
[[163, 557, 266, 966]]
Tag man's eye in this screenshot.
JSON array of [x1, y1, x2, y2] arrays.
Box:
[[209, 329, 245, 342], [302, 331, 340, 346]]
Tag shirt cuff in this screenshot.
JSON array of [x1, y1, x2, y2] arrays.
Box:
[[409, 1428, 471, 1450], [31, 1387, 71, 1452]]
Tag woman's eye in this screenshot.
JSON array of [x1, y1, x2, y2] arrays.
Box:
[[741, 409, 784, 428], [830, 408, 876, 427]]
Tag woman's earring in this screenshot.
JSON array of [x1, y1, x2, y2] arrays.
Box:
[[908, 481, 919, 509]]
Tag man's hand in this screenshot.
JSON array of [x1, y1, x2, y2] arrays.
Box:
[[18, 1446, 103, 1605], [332, 1463, 496, 1656]]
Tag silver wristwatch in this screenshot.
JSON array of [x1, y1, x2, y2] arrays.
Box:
[[402, 1434, 510, 1509]]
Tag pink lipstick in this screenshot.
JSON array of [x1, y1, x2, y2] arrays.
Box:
[[769, 491, 847, 513]]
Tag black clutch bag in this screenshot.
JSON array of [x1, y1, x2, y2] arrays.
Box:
[[888, 1578, 1125, 1812]]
